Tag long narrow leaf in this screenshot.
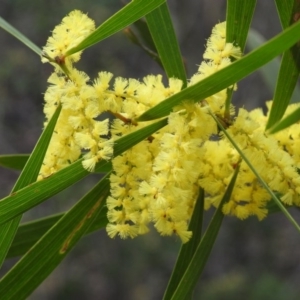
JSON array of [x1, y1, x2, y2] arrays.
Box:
[[137, 20, 300, 121], [0, 154, 111, 173], [0, 106, 61, 267], [145, 3, 187, 86], [274, 0, 294, 28], [246, 29, 280, 93], [163, 188, 204, 300], [226, 0, 257, 51], [11, 106, 60, 192], [210, 112, 300, 233], [268, 105, 300, 133], [0, 174, 110, 300], [65, 0, 166, 56], [266, 0, 300, 129], [170, 165, 240, 300], [265, 49, 300, 129], [0, 16, 41, 56], [0, 154, 29, 171], [247, 28, 300, 103], [0, 118, 168, 226], [7, 207, 108, 259], [225, 0, 256, 114]]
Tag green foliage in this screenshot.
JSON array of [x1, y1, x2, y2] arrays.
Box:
[[0, 154, 29, 171], [137, 20, 300, 121], [266, 0, 300, 129], [145, 3, 187, 86], [0, 117, 168, 226], [7, 207, 108, 258], [226, 0, 257, 51], [65, 0, 166, 56], [0, 174, 111, 299], [169, 165, 240, 300], [269, 105, 300, 133], [0, 0, 300, 298], [210, 112, 300, 233], [0, 105, 61, 268], [163, 189, 204, 300]]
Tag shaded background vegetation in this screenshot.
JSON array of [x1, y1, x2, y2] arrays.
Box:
[[0, 0, 300, 299]]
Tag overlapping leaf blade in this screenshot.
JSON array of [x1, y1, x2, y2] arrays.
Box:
[[211, 112, 300, 233], [0, 174, 110, 300], [65, 0, 166, 56], [266, 0, 300, 129], [7, 207, 108, 259], [0, 106, 61, 267], [0, 118, 168, 226], [247, 29, 281, 94], [0, 155, 29, 171], [146, 3, 187, 86], [275, 0, 294, 28], [226, 0, 257, 51], [0, 154, 112, 173], [163, 189, 204, 300], [247, 28, 300, 103], [137, 20, 300, 121], [224, 0, 256, 116], [268, 105, 300, 133], [265, 49, 300, 129], [170, 165, 240, 300]]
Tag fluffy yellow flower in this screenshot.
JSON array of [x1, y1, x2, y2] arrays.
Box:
[[42, 11, 300, 246], [42, 10, 95, 66]]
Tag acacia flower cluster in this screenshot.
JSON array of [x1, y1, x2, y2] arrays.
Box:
[[40, 10, 300, 243]]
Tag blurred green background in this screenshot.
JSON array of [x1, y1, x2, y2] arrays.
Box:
[[1, 0, 300, 299]]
